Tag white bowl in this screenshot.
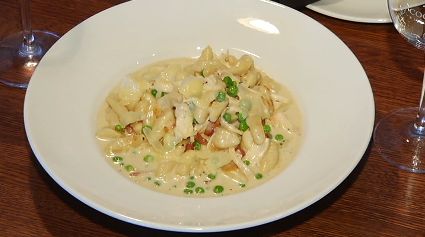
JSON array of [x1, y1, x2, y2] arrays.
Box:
[[24, 0, 374, 232], [308, 0, 391, 23]]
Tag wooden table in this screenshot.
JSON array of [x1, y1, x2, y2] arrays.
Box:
[[1, 0, 424, 236]]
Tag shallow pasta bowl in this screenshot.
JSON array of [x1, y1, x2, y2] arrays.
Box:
[[24, 0, 374, 232]]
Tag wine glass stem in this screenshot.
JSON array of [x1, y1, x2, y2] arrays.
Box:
[[19, 0, 40, 56], [414, 69, 425, 135]]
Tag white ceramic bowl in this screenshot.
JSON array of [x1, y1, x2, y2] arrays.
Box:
[[308, 0, 391, 23], [24, 0, 374, 232]]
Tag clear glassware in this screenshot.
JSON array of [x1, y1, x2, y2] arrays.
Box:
[[0, 0, 59, 89], [374, 0, 425, 173]]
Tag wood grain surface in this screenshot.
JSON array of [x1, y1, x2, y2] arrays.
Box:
[[0, 0, 424, 236]]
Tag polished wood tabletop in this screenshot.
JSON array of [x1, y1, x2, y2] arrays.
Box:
[[1, 0, 424, 236]]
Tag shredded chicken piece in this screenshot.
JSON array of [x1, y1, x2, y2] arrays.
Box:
[[174, 102, 193, 139]]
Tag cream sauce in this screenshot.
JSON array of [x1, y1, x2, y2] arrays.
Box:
[[96, 53, 302, 197]]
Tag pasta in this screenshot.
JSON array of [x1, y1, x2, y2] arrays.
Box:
[[96, 46, 302, 197]]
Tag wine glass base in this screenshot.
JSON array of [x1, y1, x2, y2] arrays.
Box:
[[0, 30, 59, 89], [374, 107, 425, 173]]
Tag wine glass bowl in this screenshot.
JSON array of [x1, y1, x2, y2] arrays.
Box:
[[373, 0, 425, 173], [389, 0, 425, 50]]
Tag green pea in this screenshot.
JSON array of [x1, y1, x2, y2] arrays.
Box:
[[223, 113, 232, 123], [255, 173, 263, 179], [239, 119, 249, 132], [184, 188, 193, 194], [151, 89, 158, 97], [141, 125, 152, 134], [275, 134, 285, 141], [263, 124, 272, 133], [143, 154, 154, 162], [207, 173, 216, 180], [194, 141, 202, 150], [112, 156, 123, 164], [124, 164, 135, 172], [243, 160, 250, 166], [213, 185, 224, 193], [223, 76, 233, 87], [195, 187, 205, 193], [114, 124, 124, 133], [186, 181, 196, 188], [216, 91, 227, 102], [237, 112, 247, 122], [227, 84, 239, 97]]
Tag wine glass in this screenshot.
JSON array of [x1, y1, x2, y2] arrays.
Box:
[[374, 0, 425, 173], [0, 0, 59, 89]]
